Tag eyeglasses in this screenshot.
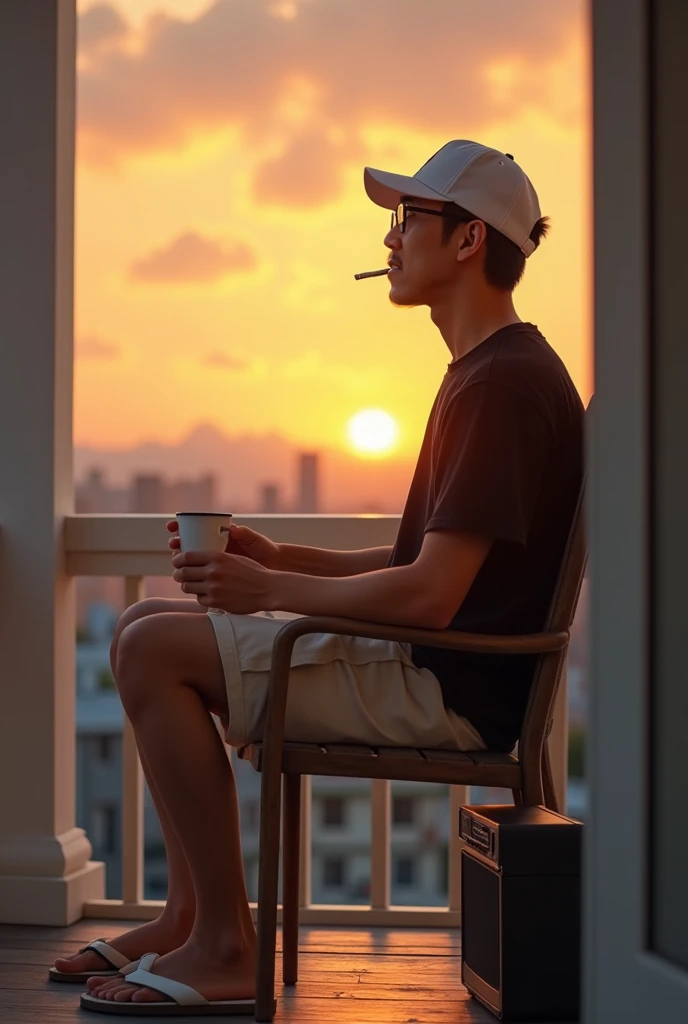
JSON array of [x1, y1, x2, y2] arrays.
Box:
[[390, 202, 466, 233]]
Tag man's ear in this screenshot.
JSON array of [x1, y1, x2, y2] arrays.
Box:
[[456, 220, 486, 260]]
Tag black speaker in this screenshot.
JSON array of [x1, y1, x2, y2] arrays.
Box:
[[459, 804, 582, 1021]]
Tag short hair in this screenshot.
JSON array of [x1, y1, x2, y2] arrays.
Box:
[[440, 202, 550, 291]]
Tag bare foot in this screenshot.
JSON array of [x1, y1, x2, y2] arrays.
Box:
[[54, 911, 194, 981], [90, 939, 256, 1004]]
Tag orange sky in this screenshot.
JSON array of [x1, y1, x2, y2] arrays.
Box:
[[74, 0, 591, 460]]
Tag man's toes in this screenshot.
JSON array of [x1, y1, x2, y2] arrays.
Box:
[[102, 983, 130, 1000], [88, 975, 121, 992], [131, 986, 168, 1003], [55, 953, 93, 972], [112, 985, 143, 1002], [86, 975, 116, 992]]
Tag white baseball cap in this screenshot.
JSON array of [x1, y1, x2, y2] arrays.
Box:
[[364, 140, 542, 257]]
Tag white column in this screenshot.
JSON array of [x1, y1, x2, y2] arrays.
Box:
[[0, 0, 105, 924]]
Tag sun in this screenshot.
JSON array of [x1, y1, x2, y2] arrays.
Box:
[[346, 409, 399, 457]]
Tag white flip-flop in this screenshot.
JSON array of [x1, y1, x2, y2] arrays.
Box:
[[48, 938, 138, 983], [79, 953, 268, 1016]]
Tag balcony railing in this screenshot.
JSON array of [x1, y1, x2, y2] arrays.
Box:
[[65, 513, 569, 928]]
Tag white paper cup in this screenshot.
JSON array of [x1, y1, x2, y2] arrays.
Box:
[[176, 512, 233, 553]]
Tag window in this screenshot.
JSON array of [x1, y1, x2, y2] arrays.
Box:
[[243, 800, 259, 831], [90, 803, 117, 855], [96, 735, 116, 762], [323, 856, 345, 888], [395, 856, 416, 887], [392, 795, 415, 825], [145, 876, 168, 900], [322, 796, 345, 827], [96, 667, 117, 691]]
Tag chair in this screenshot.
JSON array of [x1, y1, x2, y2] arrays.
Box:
[[239, 477, 587, 1022]]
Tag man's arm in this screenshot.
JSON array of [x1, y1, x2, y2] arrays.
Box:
[[268, 530, 491, 628], [188, 521, 392, 577], [277, 544, 393, 577]]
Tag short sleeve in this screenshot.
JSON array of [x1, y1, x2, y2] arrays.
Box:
[[426, 381, 553, 546]]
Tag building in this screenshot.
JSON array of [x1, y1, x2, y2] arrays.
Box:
[[131, 473, 217, 514], [168, 474, 217, 515], [131, 474, 165, 514], [76, 468, 129, 514], [297, 453, 319, 513], [76, 468, 218, 516], [259, 483, 282, 514]]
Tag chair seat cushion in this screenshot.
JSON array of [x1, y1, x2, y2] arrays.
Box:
[[238, 741, 520, 788]]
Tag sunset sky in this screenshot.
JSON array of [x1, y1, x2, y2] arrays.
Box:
[[74, 0, 591, 462]]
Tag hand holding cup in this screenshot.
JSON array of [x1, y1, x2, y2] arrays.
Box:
[[170, 512, 275, 613], [171, 512, 233, 555], [167, 516, 281, 568]]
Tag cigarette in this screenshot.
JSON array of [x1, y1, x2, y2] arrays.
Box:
[[354, 268, 389, 280]]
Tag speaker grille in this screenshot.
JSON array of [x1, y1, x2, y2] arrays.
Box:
[[462, 852, 500, 990]]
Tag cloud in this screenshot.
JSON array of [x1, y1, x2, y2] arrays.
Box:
[[268, 1, 300, 21], [203, 351, 248, 371], [77, 335, 121, 359], [77, 0, 585, 195], [252, 131, 362, 207], [78, 4, 128, 55], [129, 231, 257, 283]]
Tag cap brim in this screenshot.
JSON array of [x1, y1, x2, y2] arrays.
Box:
[[364, 166, 448, 211]]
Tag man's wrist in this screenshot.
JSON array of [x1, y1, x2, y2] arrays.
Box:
[[274, 543, 286, 573], [265, 568, 287, 612]]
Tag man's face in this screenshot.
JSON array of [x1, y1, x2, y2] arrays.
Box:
[[383, 198, 468, 307]]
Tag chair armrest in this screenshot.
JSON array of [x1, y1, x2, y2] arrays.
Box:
[[270, 615, 569, 657]]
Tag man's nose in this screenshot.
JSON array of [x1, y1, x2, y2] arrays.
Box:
[[383, 225, 401, 250]]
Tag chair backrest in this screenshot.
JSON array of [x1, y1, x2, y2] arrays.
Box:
[[518, 406, 590, 762]]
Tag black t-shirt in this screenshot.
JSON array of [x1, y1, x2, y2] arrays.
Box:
[[388, 323, 584, 752]]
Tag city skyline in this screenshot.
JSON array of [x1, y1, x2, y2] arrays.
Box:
[[77, 443, 323, 513], [74, 420, 416, 512]]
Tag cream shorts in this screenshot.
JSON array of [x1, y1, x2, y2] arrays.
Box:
[[207, 610, 486, 752]]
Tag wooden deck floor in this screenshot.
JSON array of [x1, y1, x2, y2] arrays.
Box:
[[0, 918, 572, 1023]]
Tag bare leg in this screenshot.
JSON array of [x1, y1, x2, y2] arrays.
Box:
[[55, 600, 205, 980], [91, 612, 256, 1005]]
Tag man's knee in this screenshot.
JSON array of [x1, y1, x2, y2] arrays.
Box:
[[110, 598, 171, 673], [115, 615, 172, 713]]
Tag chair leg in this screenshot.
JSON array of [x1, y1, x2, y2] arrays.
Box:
[[255, 767, 283, 1022], [521, 745, 546, 807], [282, 774, 301, 986], [541, 745, 560, 813]]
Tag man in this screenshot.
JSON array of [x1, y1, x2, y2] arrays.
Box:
[[58, 140, 584, 1013]]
